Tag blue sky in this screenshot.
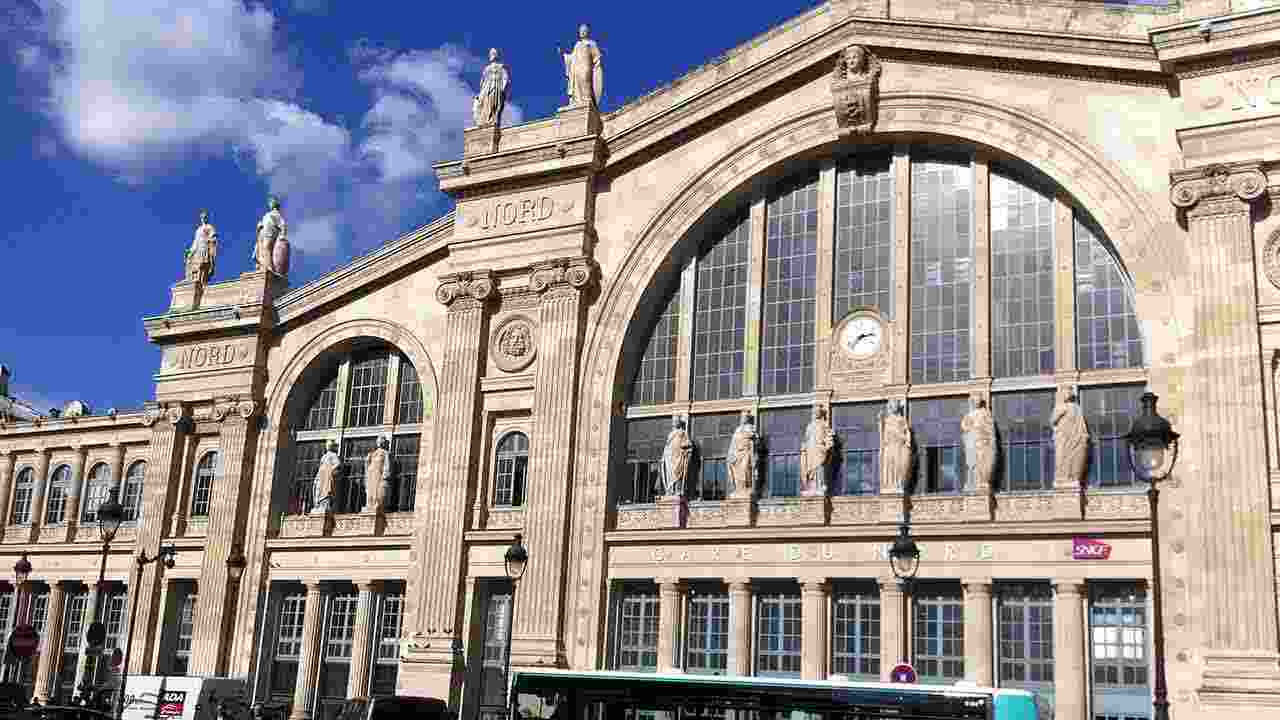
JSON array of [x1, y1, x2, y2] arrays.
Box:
[[0, 0, 819, 413]]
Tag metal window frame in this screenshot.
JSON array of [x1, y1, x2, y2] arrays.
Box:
[[755, 590, 802, 678], [832, 585, 881, 679]]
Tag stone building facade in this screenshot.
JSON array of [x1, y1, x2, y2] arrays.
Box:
[[5, 1, 1280, 719]]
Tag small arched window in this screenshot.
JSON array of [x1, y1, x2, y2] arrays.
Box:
[[494, 433, 529, 508], [123, 461, 146, 522], [82, 463, 112, 524], [191, 452, 218, 518], [44, 465, 71, 525], [11, 468, 34, 525]]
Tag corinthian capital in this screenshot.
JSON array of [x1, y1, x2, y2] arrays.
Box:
[[435, 270, 496, 307], [529, 257, 596, 294], [1170, 162, 1267, 216]]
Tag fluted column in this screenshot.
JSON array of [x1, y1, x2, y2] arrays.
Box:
[[64, 445, 88, 541], [515, 258, 593, 665], [1171, 164, 1280, 690], [129, 404, 189, 673], [73, 580, 109, 691], [657, 579, 683, 673], [28, 449, 52, 541], [109, 444, 126, 500], [962, 578, 993, 686], [34, 581, 67, 703], [190, 399, 258, 676], [729, 580, 752, 676], [348, 582, 378, 698], [290, 581, 326, 720], [878, 579, 905, 681], [408, 273, 492, 666], [0, 451, 12, 539], [1052, 579, 1087, 720], [801, 578, 828, 680]]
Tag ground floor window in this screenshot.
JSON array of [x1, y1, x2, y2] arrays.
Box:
[[171, 592, 197, 676], [317, 593, 358, 720], [685, 585, 728, 675], [87, 587, 128, 688], [478, 582, 514, 720], [371, 590, 403, 697], [755, 587, 801, 678], [270, 592, 307, 706], [1090, 582, 1150, 720], [614, 584, 659, 672], [832, 582, 880, 679], [57, 587, 89, 701], [998, 582, 1054, 713], [914, 583, 964, 683]]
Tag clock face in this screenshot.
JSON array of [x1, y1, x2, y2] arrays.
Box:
[[842, 315, 884, 357]]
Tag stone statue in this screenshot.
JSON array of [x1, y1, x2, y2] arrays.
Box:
[[473, 48, 510, 127], [364, 437, 393, 512], [879, 400, 913, 494], [725, 411, 757, 499], [253, 196, 288, 276], [830, 44, 882, 136], [661, 415, 693, 497], [312, 441, 341, 514], [961, 395, 996, 493], [559, 24, 603, 109], [799, 405, 836, 497], [1052, 387, 1090, 488], [186, 210, 218, 284]]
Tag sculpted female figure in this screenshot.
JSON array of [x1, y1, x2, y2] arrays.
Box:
[[879, 400, 913, 494], [186, 210, 218, 284], [1053, 387, 1090, 487], [312, 441, 341, 514], [254, 196, 287, 275], [661, 415, 693, 497], [800, 405, 836, 496], [559, 24, 603, 108], [961, 396, 996, 492], [473, 48, 510, 127], [365, 437, 393, 512], [725, 411, 757, 499]]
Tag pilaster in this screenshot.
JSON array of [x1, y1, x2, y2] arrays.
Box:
[[890, 146, 911, 385], [109, 444, 127, 501], [27, 449, 51, 542], [515, 258, 594, 666], [403, 272, 493, 695], [289, 581, 325, 720], [33, 581, 67, 703], [1170, 162, 1280, 698], [744, 196, 766, 397], [878, 578, 906, 681], [800, 577, 828, 680], [348, 581, 379, 698], [63, 445, 88, 543], [657, 578, 684, 673], [961, 578, 993, 686], [0, 451, 12, 539], [1052, 579, 1087, 720], [73, 579, 109, 692], [130, 403, 190, 673], [1052, 195, 1077, 374], [971, 153, 992, 380], [814, 162, 837, 388], [190, 398, 258, 676], [729, 580, 752, 676]]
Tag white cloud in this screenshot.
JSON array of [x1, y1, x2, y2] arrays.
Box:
[[18, 1, 519, 264]]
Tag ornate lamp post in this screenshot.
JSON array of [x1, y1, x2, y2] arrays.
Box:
[[887, 518, 921, 668], [80, 495, 124, 704], [7, 553, 33, 683], [113, 544, 176, 720], [1124, 392, 1179, 720], [502, 534, 529, 706]]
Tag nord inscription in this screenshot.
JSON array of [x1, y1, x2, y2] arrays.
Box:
[[173, 343, 246, 370], [479, 196, 555, 230]]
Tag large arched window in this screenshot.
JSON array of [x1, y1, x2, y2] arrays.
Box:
[[494, 433, 529, 508], [123, 461, 146, 522], [82, 463, 112, 524], [11, 468, 34, 525], [191, 452, 218, 518], [620, 147, 1146, 504], [44, 465, 71, 525], [289, 344, 425, 514]]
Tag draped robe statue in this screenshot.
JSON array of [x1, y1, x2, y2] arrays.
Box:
[[961, 396, 996, 493], [661, 415, 693, 497], [1053, 388, 1090, 488], [364, 438, 393, 512], [473, 48, 510, 127], [254, 196, 288, 275], [186, 210, 218, 285], [560, 24, 603, 108], [726, 411, 757, 499], [312, 442, 341, 514], [879, 400, 913, 494], [800, 405, 836, 496]]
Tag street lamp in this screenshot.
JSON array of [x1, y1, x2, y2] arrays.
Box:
[[7, 553, 33, 684], [226, 544, 247, 584], [80, 494, 125, 705], [113, 544, 177, 720], [887, 519, 920, 668], [503, 534, 528, 707], [1124, 392, 1179, 720]]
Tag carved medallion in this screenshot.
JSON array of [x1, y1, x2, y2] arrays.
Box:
[[492, 315, 537, 372], [1264, 227, 1280, 291]]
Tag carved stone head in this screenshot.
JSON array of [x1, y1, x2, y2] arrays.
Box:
[[844, 46, 866, 75], [579, 24, 589, 39], [199, 209, 210, 225], [269, 196, 282, 211], [489, 48, 499, 62], [379, 437, 390, 450]]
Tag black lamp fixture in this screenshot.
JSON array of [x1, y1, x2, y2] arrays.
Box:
[[13, 552, 31, 588], [888, 523, 921, 583], [505, 533, 529, 581], [226, 544, 247, 584], [97, 496, 125, 544]]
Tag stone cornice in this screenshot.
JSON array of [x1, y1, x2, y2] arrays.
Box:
[[1170, 161, 1268, 216], [605, 517, 1152, 543], [1151, 6, 1280, 66]]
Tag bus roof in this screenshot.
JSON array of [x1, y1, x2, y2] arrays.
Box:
[[510, 668, 1034, 699]]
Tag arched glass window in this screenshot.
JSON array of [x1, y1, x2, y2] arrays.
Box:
[[11, 468, 34, 525], [191, 452, 218, 518], [123, 461, 146, 522], [44, 465, 71, 525], [494, 433, 529, 507], [82, 463, 112, 524], [289, 346, 426, 515], [620, 147, 1148, 505]]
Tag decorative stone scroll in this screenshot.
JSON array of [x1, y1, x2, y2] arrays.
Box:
[[491, 315, 538, 372], [212, 398, 257, 423], [435, 270, 496, 307], [1169, 162, 1267, 216], [529, 257, 595, 294], [830, 45, 882, 136]]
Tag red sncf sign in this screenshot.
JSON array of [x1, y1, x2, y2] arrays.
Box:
[[1072, 537, 1112, 560]]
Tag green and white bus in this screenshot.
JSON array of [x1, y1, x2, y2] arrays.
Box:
[[508, 670, 1040, 720]]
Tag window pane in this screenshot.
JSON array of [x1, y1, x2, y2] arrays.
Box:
[[373, 593, 404, 697], [991, 171, 1054, 378], [762, 174, 819, 396], [685, 587, 729, 674], [346, 352, 390, 428], [44, 466, 70, 525], [909, 398, 967, 494], [914, 584, 964, 683], [123, 461, 146, 522], [832, 403, 881, 496], [303, 372, 339, 431], [1091, 583, 1150, 719], [994, 391, 1055, 492], [835, 154, 894, 321], [396, 358, 424, 424], [494, 432, 529, 507], [760, 408, 809, 498], [910, 156, 973, 384], [630, 282, 681, 406], [340, 437, 378, 514], [692, 215, 749, 401], [623, 418, 668, 504], [1075, 218, 1143, 371], [756, 590, 802, 677], [191, 452, 218, 517], [689, 414, 742, 502], [832, 584, 880, 678], [82, 463, 112, 523], [1081, 385, 1145, 489], [389, 435, 419, 512], [997, 583, 1054, 711], [291, 441, 326, 515], [12, 468, 33, 525], [614, 586, 659, 672]]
